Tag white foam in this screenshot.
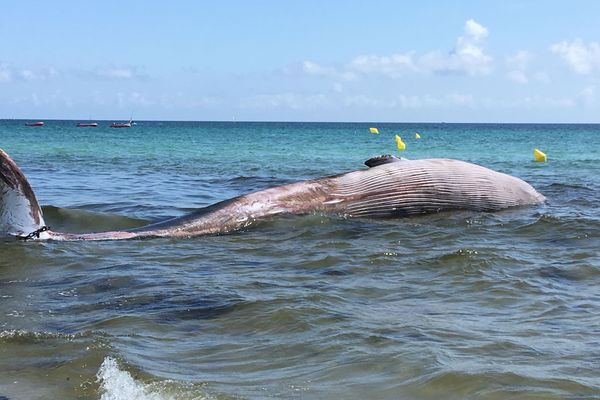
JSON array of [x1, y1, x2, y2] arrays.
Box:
[[96, 357, 212, 400], [97, 357, 167, 400]]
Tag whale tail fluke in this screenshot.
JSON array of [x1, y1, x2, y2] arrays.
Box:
[[0, 148, 47, 238]]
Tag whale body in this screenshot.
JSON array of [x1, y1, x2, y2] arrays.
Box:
[[0, 149, 545, 241]]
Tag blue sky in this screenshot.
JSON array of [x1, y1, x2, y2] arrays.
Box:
[[1, 1, 599, 122]]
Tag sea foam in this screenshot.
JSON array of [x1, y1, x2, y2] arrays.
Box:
[[97, 357, 165, 400], [97, 357, 211, 400]]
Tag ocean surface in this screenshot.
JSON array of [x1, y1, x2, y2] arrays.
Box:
[[1, 120, 599, 399]]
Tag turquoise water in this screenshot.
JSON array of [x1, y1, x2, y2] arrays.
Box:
[[1, 120, 599, 399]]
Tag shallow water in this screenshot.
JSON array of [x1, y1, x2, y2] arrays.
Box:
[[1, 121, 599, 399]]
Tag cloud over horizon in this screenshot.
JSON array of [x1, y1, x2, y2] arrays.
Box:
[[506, 50, 532, 84], [550, 39, 600, 74], [0, 63, 59, 83], [302, 20, 493, 81], [90, 65, 148, 81]]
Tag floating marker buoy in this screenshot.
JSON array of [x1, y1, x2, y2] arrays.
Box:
[[369, 127, 379, 134], [395, 134, 406, 151], [533, 148, 547, 162], [415, 133, 421, 139]]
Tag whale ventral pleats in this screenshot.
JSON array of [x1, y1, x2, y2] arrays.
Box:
[[364, 155, 405, 168]]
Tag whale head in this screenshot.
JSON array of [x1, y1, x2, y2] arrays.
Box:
[[0, 148, 47, 239]]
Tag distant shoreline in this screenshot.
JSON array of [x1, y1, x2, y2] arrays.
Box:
[[3, 119, 600, 125]]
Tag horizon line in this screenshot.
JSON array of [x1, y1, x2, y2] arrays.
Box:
[[2, 118, 600, 125]]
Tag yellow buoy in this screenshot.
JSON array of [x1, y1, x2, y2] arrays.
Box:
[[395, 134, 406, 151], [533, 148, 547, 162], [369, 127, 379, 134], [415, 133, 421, 139]]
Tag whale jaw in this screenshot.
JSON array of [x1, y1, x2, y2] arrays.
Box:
[[0, 149, 46, 238]]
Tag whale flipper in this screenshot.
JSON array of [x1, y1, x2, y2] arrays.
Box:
[[0, 149, 47, 238], [364, 155, 405, 168]]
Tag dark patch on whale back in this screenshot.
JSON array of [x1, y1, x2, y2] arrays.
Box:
[[364, 155, 405, 168]]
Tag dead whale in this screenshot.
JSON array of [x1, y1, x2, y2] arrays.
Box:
[[0, 149, 544, 241]]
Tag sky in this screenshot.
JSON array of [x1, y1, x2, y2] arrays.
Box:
[[1, 1, 600, 122]]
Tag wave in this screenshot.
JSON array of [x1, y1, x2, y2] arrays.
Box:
[[97, 357, 212, 400], [543, 182, 597, 192], [41, 205, 149, 233], [0, 329, 91, 343], [516, 213, 600, 236], [411, 369, 599, 399]]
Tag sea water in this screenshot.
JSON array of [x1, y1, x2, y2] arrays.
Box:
[[0, 120, 599, 399]]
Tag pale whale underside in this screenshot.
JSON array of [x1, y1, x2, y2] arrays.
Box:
[[0, 149, 545, 241]]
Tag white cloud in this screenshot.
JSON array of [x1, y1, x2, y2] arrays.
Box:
[[128, 91, 152, 106], [302, 19, 493, 80], [457, 19, 489, 56], [419, 19, 492, 76], [503, 95, 576, 109], [343, 94, 386, 108], [302, 61, 336, 77], [8, 90, 73, 108], [93, 66, 146, 80], [0, 63, 141, 82], [347, 53, 416, 78], [550, 39, 600, 74], [340, 92, 581, 112], [508, 70, 528, 83], [243, 92, 473, 111], [241, 93, 329, 109], [343, 93, 475, 110], [447, 93, 476, 107], [116, 91, 154, 107], [19, 69, 35, 80], [0, 64, 59, 82], [31, 92, 40, 106], [532, 71, 551, 83], [98, 67, 133, 79], [158, 93, 222, 109], [464, 19, 488, 41], [580, 85, 596, 106], [395, 94, 442, 109], [0, 63, 12, 82], [506, 50, 532, 83], [299, 61, 357, 81]]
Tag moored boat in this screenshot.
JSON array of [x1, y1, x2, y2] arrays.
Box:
[[110, 120, 132, 128], [76, 122, 98, 127], [25, 121, 44, 127]]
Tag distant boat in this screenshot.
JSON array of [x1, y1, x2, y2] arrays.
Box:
[[25, 121, 44, 127], [76, 122, 98, 127], [110, 120, 133, 128]]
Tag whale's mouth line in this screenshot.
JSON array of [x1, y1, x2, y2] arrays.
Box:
[[1, 149, 545, 242]]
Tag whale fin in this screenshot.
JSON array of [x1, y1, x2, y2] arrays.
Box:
[[364, 155, 405, 168], [0, 148, 46, 238]]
